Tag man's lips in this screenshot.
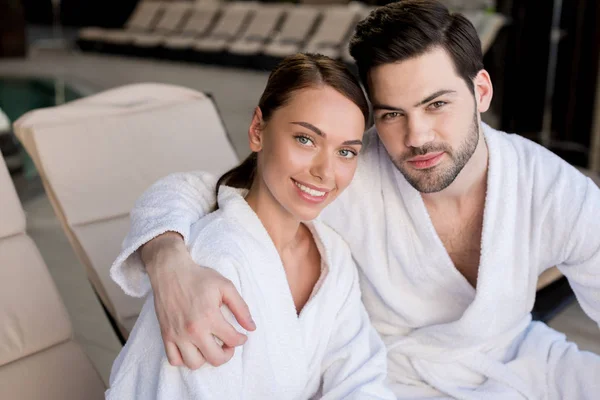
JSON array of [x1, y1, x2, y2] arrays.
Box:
[[407, 152, 445, 169], [408, 152, 444, 162]]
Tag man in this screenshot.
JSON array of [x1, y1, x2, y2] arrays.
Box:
[[111, 1, 600, 398]]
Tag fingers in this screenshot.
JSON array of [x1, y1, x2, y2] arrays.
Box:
[[222, 282, 256, 331], [178, 341, 206, 370], [211, 316, 248, 348], [196, 333, 235, 367], [221, 345, 235, 362], [165, 341, 184, 367]]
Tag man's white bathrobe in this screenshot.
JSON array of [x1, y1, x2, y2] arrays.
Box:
[[111, 123, 600, 399], [107, 187, 395, 399]]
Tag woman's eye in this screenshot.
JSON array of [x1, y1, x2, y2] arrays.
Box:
[[339, 149, 357, 159], [295, 135, 314, 146]]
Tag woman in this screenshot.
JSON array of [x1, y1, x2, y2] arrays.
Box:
[[106, 54, 394, 399]]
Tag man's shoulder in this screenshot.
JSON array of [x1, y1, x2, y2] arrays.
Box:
[[485, 124, 575, 174], [486, 124, 547, 157], [485, 124, 590, 194]]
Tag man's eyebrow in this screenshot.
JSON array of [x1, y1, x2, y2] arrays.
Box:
[[290, 121, 324, 137], [371, 103, 404, 112], [371, 89, 457, 112], [414, 90, 456, 107]]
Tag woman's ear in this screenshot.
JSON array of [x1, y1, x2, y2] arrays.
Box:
[[248, 107, 264, 152]]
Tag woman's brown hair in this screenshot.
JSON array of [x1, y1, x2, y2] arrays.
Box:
[[215, 53, 369, 201]]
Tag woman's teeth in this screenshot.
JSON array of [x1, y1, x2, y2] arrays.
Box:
[[294, 181, 326, 197]]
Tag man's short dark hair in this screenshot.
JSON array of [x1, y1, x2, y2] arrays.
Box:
[[349, 0, 484, 94]]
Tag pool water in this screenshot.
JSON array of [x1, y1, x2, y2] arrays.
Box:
[[0, 77, 84, 176]]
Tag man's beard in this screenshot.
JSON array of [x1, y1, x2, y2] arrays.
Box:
[[392, 109, 480, 193]]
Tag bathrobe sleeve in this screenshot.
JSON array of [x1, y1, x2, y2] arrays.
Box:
[[106, 260, 249, 400], [319, 255, 395, 399], [555, 173, 600, 328], [110, 171, 218, 297]]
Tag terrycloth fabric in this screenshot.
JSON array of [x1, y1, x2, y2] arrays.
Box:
[[107, 187, 395, 399], [322, 123, 600, 399], [111, 123, 600, 399]]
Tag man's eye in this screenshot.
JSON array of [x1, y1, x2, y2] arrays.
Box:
[[383, 112, 401, 120], [430, 101, 447, 109]]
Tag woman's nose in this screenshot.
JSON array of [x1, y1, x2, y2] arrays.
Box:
[[309, 151, 334, 182]]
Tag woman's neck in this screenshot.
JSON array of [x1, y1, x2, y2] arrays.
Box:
[[244, 180, 303, 254]]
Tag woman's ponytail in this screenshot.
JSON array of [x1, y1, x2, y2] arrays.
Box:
[[214, 152, 258, 208]]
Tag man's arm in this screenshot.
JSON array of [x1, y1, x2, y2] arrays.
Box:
[[111, 171, 217, 296], [556, 174, 600, 328], [106, 261, 247, 400], [110, 171, 254, 369]]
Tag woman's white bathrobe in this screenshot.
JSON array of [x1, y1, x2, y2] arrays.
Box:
[[107, 187, 395, 400], [111, 123, 600, 399]]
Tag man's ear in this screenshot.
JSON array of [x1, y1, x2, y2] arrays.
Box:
[[248, 107, 264, 152], [473, 69, 493, 113]]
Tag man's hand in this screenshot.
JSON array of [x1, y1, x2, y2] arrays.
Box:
[[141, 232, 256, 369]]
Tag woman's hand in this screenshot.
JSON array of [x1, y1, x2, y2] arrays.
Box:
[[141, 232, 256, 369]]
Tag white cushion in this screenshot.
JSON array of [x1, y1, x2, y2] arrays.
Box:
[[153, 2, 192, 32], [163, 35, 197, 49], [193, 37, 229, 52], [125, 1, 164, 31], [0, 156, 25, 239], [303, 7, 359, 55], [228, 40, 263, 56], [208, 2, 254, 39], [14, 83, 239, 334], [178, 3, 220, 36], [271, 6, 320, 45], [0, 234, 72, 367], [78, 27, 107, 41]]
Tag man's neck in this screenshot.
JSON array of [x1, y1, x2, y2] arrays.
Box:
[[421, 128, 489, 210]]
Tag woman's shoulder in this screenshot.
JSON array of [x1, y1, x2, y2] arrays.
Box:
[[189, 212, 251, 266], [188, 187, 264, 269]]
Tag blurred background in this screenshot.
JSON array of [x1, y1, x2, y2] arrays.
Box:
[[0, 0, 598, 393]]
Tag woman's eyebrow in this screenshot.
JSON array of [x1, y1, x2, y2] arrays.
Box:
[[290, 121, 325, 137]]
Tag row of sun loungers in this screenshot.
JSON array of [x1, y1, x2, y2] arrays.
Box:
[[78, 1, 373, 69], [77, 1, 505, 70]]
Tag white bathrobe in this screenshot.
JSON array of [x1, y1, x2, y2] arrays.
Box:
[[111, 123, 600, 399], [107, 186, 395, 400]]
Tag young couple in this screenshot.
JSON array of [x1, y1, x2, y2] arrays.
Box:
[[107, 1, 600, 399]]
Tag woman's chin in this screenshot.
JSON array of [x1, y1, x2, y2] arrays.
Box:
[[289, 204, 326, 222]]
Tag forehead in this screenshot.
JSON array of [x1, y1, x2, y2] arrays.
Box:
[[368, 47, 466, 104], [272, 86, 365, 137]]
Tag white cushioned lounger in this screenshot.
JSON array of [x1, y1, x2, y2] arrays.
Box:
[[303, 5, 360, 60], [228, 4, 288, 57], [262, 6, 321, 59], [192, 2, 255, 54], [163, 3, 221, 51], [87, 1, 165, 46], [131, 2, 193, 49]]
